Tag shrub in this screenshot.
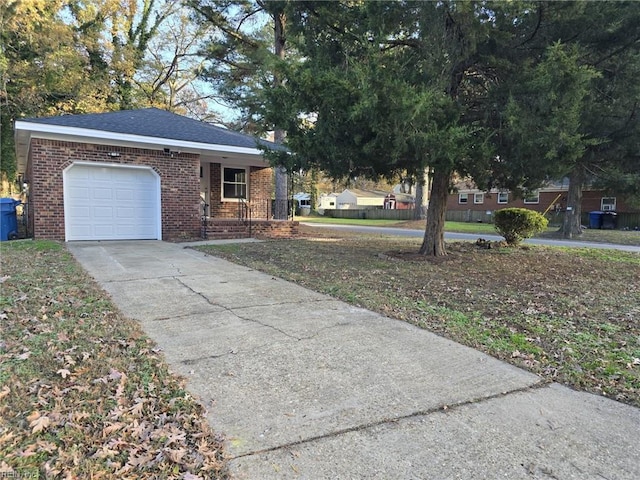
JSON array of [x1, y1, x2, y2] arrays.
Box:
[[494, 208, 548, 246]]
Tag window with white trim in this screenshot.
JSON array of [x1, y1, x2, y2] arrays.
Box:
[[474, 193, 484, 204], [523, 191, 539, 204], [222, 167, 247, 200], [601, 197, 616, 211], [497, 192, 509, 204], [458, 193, 469, 204]]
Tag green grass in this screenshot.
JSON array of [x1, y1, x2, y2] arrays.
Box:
[[442, 221, 503, 234], [0, 240, 226, 478], [296, 215, 404, 227], [196, 235, 640, 407]]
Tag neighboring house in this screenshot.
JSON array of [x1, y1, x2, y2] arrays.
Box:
[[447, 178, 638, 214], [335, 189, 388, 209], [14, 108, 293, 241], [293, 192, 311, 208], [317, 193, 338, 210], [384, 192, 416, 210]]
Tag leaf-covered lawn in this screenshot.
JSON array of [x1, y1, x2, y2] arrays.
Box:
[[0, 241, 226, 479], [196, 227, 640, 407]]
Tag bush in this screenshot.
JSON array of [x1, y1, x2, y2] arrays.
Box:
[[494, 208, 548, 245]]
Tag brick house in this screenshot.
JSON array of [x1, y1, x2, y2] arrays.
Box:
[[446, 178, 640, 228], [14, 108, 296, 241], [448, 179, 639, 214]]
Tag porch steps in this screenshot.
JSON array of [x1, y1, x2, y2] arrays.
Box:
[[201, 219, 299, 240]]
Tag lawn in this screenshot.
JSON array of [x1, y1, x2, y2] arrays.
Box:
[[196, 226, 640, 407], [0, 241, 226, 479]]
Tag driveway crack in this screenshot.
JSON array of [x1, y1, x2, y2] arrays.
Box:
[[231, 378, 551, 460], [174, 277, 301, 340]]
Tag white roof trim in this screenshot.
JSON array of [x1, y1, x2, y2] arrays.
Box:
[[14, 121, 264, 156]]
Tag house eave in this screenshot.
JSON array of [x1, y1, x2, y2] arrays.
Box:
[[14, 121, 268, 174]]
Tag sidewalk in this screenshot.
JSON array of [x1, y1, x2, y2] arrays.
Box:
[[68, 240, 640, 479]]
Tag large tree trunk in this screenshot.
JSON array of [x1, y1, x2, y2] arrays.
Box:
[[414, 180, 424, 220], [273, 9, 288, 220], [419, 168, 451, 256], [413, 167, 430, 220], [558, 164, 585, 239]]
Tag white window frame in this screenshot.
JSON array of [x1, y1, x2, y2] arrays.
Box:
[[458, 193, 469, 204], [497, 192, 509, 204], [221, 166, 248, 201], [523, 191, 540, 204], [473, 193, 484, 204], [601, 197, 616, 211]]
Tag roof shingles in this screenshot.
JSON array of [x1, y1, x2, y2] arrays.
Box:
[[21, 107, 280, 150]]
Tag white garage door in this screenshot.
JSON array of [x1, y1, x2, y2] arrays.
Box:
[[64, 163, 160, 241]]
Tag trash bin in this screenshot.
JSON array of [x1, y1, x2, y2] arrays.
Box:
[[588, 211, 603, 229], [601, 211, 617, 230], [0, 198, 21, 241]]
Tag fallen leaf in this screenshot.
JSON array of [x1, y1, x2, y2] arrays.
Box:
[[182, 473, 203, 480], [30, 415, 51, 434], [0, 386, 10, 400], [26, 411, 40, 423], [16, 351, 31, 360], [126, 451, 155, 467], [130, 400, 144, 416], [164, 448, 186, 464], [102, 423, 125, 438], [57, 369, 71, 379]]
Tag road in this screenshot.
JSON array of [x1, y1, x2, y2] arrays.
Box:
[[300, 222, 640, 253]]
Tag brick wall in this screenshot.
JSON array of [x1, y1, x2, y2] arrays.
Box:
[[28, 139, 201, 241], [209, 163, 273, 219], [202, 218, 298, 239], [250, 166, 272, 219]]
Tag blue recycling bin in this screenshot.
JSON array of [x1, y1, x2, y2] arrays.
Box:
[[0, 198, 21, 241], [588, 211, 603, 229]]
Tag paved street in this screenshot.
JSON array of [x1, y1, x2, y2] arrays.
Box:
[[301, 222, 640, 252]]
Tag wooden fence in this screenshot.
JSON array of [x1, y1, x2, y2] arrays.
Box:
[[317, 205, 640, 230], [580, 211, 640, 230], [323, 208, 417, 220]]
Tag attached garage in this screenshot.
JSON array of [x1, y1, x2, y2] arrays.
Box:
[[63, 163, 161, 241], [13, 108, 280, 241]]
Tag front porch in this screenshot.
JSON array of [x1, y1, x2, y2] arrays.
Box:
[[200, 160, 298, 240]]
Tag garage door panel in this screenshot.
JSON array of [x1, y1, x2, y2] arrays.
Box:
[[93, 206, 114, 218], [94, 188, 114, 200], [68, 205, 91, 218], [67, 186, 91, 200], [115, 189, 135, 202], [94, 225, 115, 236], [116, 207, 135, 219], [135, 207, 155, 217], [65, 164, 160, 241]]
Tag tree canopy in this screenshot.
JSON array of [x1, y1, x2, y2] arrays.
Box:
[[254, 0, 640, 253], [1, 0, 219, 182]]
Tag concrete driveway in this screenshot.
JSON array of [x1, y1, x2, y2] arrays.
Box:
[[68, 240, 640, 479]]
